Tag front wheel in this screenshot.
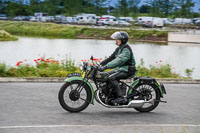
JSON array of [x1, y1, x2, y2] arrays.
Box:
[[58, 80, 92, 113], [133, 84, 161, 112]]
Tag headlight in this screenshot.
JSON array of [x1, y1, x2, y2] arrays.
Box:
[[80, 65, 83, 71]]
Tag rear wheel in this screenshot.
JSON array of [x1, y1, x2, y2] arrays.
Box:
[[58, 80, 92, 113], [133, 84, 160, 112]]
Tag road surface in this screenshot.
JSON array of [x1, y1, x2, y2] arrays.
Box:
[[0, 83, 199, 133]]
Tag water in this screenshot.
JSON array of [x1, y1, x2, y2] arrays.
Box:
[[0, 37, 199, 79]]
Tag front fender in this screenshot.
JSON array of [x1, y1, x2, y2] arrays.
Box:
[[65, 77, 95, 104]]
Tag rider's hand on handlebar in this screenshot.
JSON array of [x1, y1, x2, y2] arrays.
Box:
[[98, 66, 107, 72]]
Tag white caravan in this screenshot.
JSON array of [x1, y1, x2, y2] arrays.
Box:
[[102, 15, 116, 19], [138, 17, 164, 27], [173, 18, 192, 24], [76, 13, 97, 24], [119, 17, 134, 22]]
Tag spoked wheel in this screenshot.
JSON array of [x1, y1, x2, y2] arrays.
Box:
[[58, 80, 92, 113], [133, 84, 160, 112]]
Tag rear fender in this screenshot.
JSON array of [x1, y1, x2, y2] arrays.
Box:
[[65, 77, 95, 104], [128, 77, 166, 97]]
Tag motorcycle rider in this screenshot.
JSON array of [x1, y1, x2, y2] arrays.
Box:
[[99, 31, 136, 104]]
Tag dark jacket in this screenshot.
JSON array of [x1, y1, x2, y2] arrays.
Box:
[[101, 43, 136, 72]]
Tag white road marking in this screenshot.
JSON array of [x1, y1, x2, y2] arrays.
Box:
[[0, 124, 199, 129]]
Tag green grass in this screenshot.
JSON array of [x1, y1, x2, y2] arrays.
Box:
[[0, 30, 18, 41], [0, 20, 168, 41], [0, 21, 83, 39]]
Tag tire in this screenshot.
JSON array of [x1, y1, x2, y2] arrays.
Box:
[[133, 84, 160, 112], [58, 80, 92, 113]]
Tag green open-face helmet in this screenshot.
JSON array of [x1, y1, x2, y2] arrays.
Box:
[[111, 31, 129, 44]]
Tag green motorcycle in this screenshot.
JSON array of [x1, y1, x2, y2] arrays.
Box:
[[58, 56, 167, 113]]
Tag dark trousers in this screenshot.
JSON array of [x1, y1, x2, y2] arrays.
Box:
[[107, 70, 129, 97]]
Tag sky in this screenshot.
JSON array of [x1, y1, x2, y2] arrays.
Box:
[[110, 0, 200, 12]]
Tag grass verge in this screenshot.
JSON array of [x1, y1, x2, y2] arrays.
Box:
[[0, 20, 168, 42], [0, 30, 18, 41]]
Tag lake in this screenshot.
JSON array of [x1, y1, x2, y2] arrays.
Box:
[[0, 37, 199, 79]]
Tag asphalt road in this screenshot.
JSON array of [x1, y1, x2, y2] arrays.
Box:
[[0, 83, 199, 133]]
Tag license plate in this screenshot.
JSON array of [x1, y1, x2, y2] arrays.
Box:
[[67, 73, 81, 78]]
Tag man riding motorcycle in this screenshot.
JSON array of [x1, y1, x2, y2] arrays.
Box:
[[99, 31, 136, 104]]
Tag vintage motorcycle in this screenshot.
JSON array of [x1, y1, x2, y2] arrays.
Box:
[[58, 56, 167, 113]]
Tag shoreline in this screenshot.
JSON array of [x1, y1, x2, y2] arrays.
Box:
[[13, 34, 168, 44]]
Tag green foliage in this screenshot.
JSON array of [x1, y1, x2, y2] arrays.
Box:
[[6, 65, 38, 77], [0, 30, 18, 41], [0, 57, 192, 79], [136, 59, 181, 78], [0, 63, 7, 76], [185, 68, 194, 78], [139, 5, 151, 14], [0, 57, 80, 77], [0, 0, 198, 18], [0, 0, 108, 17]]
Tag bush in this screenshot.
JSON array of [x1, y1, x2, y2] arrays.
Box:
[[0, 63, 7, 76], [136, 59, 181, 78], [0, 57, 191, 78], [185, 68, 194, 78]]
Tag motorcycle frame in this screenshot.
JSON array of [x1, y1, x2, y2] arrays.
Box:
[[64, 70, 166, 105]]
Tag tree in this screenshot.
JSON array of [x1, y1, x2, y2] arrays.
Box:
[[145, 0, 161, 17], [139, 5, 151, 13], [179, 0, 195, 18], [145, 0, 195, 18], [118, 0, 129, 16], [28, 0, 42, 15], [128, 0, 140, 16], [91, 0, 107, 15], [3, 1, 30, 17]]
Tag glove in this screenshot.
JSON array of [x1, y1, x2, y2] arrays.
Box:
[[98, 66, 107, 72]]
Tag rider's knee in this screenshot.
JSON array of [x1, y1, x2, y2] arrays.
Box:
[[108, 75, 116, 81]]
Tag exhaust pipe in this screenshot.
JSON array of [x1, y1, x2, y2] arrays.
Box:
[[127, 99, 155, 108], [127, 100, 145, 108]]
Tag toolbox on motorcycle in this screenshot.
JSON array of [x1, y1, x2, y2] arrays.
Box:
[[134, 77, 156, 84]]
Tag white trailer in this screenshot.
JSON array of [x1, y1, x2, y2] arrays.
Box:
[[137, 17, 155, 24], [162, 18, 173, 24], [66, 17, 78, 24], [119, 17, 134, 22], [54, 15, 67, 23], [102, 15, 116, 19], [173, 18, 192, 25], [34, 12, 48, 22], [97, 17, 118, 26], [138, 17, 164, 27], [75, 13, 97, 24]]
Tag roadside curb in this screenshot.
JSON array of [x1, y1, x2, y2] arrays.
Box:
[[0, 77, 200, 84]]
